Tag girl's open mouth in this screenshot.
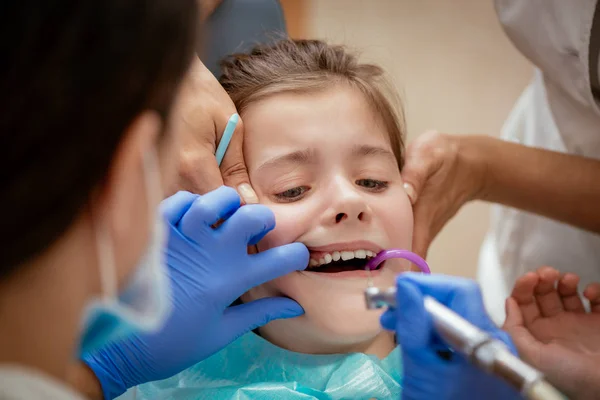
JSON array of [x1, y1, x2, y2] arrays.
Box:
[[305, 249, 385, 278], [308, 257, 383, 274]]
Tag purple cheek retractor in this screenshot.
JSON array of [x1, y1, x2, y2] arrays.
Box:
[[365, 249, 431, 274]]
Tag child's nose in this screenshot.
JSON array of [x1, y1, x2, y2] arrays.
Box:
[[326, 182, 372, 225], [335, 209, 365, 223]]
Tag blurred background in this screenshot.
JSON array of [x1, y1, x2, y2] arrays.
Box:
[[207, 0, 534, 278]]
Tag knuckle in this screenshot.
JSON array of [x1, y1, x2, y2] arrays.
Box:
[[178, 155, 196, 181], [193, 195, 216, 216], [218, 185, 239, 197], [221, 160, 248, 179], [179, 151, 211, 180], [412, 131, 450, 156]]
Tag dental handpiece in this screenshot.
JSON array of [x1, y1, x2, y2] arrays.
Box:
[[364, 250, 564, 400]]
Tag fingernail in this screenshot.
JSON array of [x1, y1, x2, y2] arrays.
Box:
[[237, 183, 259, 204], [403, 182, 417, 204]]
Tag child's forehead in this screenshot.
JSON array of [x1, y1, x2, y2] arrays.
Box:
[[242, 85, 393, 149]]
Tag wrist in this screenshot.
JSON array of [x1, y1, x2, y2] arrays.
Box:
[[456, 134, 494, 202]]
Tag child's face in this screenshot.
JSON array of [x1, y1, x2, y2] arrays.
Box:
[[241, 84, 413, 354]]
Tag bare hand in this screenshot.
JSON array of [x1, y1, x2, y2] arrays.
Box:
[[197, 0, 223, 20], [175, 57, 257, 203], [401, 131, 487, 257], [503, 266, 600, 400]]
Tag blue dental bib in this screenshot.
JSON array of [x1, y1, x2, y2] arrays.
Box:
[[133, 332, 402, 399]]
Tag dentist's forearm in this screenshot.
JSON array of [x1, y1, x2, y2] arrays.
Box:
[[469, 135, 600, 233]]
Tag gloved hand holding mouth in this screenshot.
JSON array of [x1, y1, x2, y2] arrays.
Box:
[[84, 187, 309, 400]]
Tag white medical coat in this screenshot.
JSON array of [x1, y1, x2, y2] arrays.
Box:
[[479, 0, 600, 324]]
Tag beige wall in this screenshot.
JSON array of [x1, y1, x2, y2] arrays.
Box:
[[303, 0, 533, 277]]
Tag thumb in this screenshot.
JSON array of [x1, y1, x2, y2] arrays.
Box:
[[220, 297, 304, 341], [502, 296, 524, 330], [402, 130, 440, 205], [411, 200, 434, 258], [217, 117, 258, 205], [503, 297, 539, 359], [395, 279, 432, 350]]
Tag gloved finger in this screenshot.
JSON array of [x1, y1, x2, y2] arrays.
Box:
[[237, 243, 309, 293], [218, 117, 259, 205], [398, 273, 497, 332], [217, 204, 275, 246], [399, 273, 481, 308], [179, 186, 241, 235], [220, 297, 304, 343], [395, 279, 433, 350], [380, 309, 396, 331], [160, 191, 199, 224]]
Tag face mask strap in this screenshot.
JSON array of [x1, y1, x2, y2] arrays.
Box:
[[142, 148, 162, 221], [94, 218, 117, 301], [93, 147, 162, 303]]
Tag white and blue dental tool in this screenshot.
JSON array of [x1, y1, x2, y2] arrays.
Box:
[[364, 249, 564, 400], [215, 113, 239, 166]]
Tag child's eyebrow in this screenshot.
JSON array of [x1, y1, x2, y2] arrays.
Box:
[[256, 148, 317, 172], [352, 144, 396, 162]]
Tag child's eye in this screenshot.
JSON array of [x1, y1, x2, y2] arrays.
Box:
[[274, 186, 309, 202], [356, 179, 388, 192]]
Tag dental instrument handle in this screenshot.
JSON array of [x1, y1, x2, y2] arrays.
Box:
[[424, 296, 563, 400], [526, 381, 566, 400], [364, 287, 563, 400], [489, 347, 564, 400]]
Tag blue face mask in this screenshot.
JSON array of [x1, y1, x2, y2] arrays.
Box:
[[79, 151, 171, 355], [133, 332, 402, 400]]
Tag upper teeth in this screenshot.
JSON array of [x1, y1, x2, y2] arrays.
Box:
[[309, 250, 376, 267]]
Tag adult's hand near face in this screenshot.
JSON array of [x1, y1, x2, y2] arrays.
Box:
[[175, 57, 258, 203], [404, 130, 600, 259], [401, 131, 488, 258], [83, 188, 309, 399], [197, 0, 223, 20]]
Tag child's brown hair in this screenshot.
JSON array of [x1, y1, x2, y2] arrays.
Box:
[[219, 39, 406, 169]]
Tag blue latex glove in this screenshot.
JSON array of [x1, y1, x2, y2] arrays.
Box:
[[83, 187, 309, 399], [380, 273, 523, 400]]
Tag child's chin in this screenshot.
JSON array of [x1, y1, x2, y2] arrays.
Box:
[[312, 317, 384, 343]]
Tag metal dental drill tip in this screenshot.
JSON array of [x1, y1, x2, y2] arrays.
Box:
[[365, 286, 397, 309]]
